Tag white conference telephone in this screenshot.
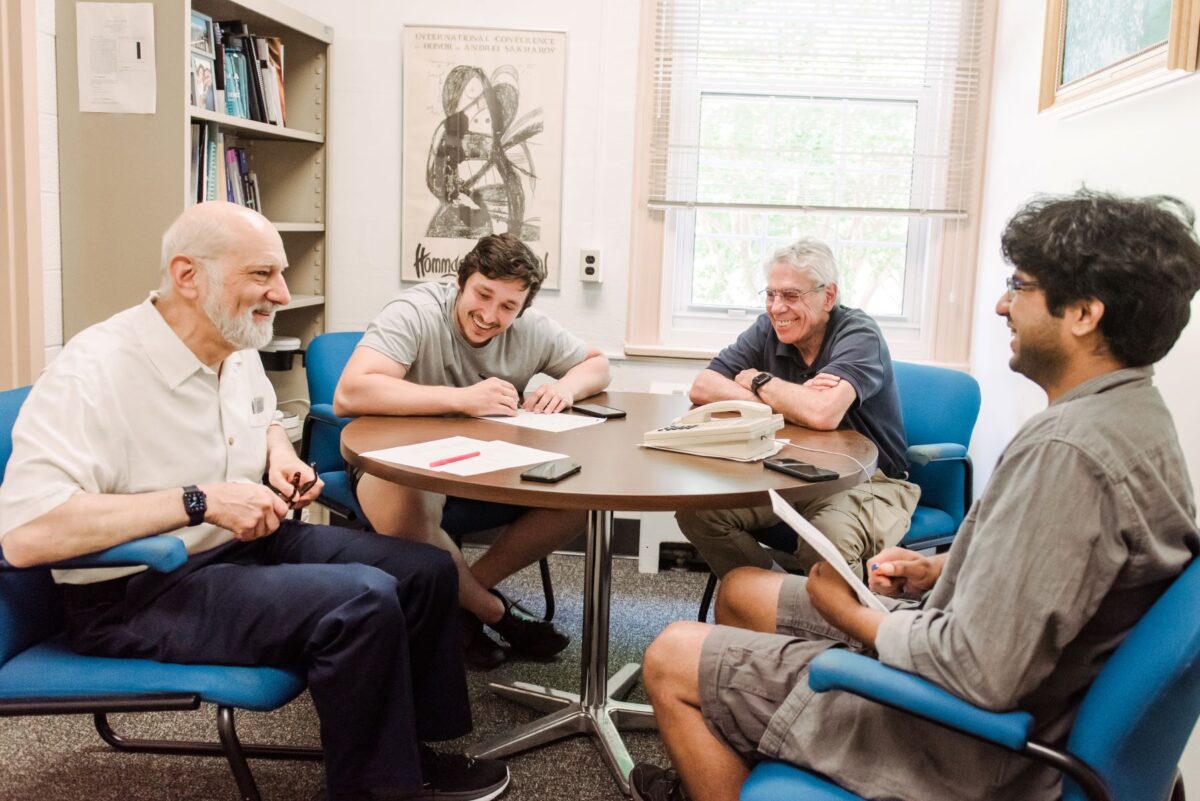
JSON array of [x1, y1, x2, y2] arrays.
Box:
[[643, 400, 785, 460]]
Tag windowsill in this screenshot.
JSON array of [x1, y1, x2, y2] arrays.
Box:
[[621, 343, 717, 361]]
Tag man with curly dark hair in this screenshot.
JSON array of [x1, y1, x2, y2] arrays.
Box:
[[630, 190, 1200, 801]]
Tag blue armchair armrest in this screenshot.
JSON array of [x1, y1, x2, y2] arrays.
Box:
[[308, 403, 352, 429], [808, 649, 1034, 751], [0, 535, 188, 573], [906, 443, 968, 466]]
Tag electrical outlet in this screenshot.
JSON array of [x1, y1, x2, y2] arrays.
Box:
[[580, 249, 602, 283]]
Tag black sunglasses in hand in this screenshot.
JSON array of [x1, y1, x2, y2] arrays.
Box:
[[264, 459, 319, 509]]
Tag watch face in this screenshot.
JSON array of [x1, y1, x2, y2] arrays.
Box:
[[184, 493, 205, 514]]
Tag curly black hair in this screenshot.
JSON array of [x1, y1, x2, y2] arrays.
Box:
[[1001, 189, 1200, 367], [456, 233, 546, 315]]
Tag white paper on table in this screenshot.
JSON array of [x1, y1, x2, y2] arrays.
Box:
[[360, 436, 568, 477], [76, 3, 157, 113], [476, 409, 605, 433], [767, 489, 889, 613]]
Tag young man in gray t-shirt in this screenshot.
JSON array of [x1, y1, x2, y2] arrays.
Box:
[[336, 234, 611, 668]]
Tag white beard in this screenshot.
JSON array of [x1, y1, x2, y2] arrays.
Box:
[[203, 270, 277, 351]]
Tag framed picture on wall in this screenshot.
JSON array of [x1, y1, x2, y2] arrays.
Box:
[[400, 25, 567, 288], [1039, 0, 1200, 112]]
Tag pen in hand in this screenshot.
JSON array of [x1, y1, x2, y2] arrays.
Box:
[[478, 372, 523, 407]]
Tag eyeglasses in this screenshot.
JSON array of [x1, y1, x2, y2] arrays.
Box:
[[1004, 276, 1040, 299], [264, 458, 319, 509], [759, 285, 826, 305]]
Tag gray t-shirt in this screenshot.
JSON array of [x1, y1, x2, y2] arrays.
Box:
[[359, 281, 589, 391]]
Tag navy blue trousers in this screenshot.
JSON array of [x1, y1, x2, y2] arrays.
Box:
[[61, 521, 470, 799]]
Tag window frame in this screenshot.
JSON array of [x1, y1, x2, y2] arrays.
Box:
[[624, 0, 997, 366]]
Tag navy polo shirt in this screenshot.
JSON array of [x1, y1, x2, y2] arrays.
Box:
[[707, 305, 908, 478]]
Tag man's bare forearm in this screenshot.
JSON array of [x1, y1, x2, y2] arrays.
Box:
[[688, 369, 756, 405], [559, 353, 611, 401], [0, 489, 189, 567], [755, 379, 850, 430], [335, 373, 465, 417]]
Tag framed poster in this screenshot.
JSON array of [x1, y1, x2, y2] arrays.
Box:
[[401, 26, 567, 288]]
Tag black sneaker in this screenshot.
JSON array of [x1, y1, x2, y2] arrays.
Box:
[[485, 588, 569, 659], [462, 611, 506, 670], [391, 745, 509, 801], [630, 764, 691, 801]]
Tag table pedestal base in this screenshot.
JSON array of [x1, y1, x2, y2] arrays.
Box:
[[466, 511, 657, 796], [467, 663, 657, 794]]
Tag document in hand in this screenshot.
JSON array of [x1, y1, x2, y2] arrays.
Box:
[[767, 489, 889, 613]]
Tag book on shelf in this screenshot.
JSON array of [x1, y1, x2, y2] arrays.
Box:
[[267, 37, 286, 126], [212, 20, 287, 128], [189, 123, 202, 202], [223, 45, 251, 119]]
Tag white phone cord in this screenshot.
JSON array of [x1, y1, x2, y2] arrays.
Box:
[[774, 439, 878, 564]]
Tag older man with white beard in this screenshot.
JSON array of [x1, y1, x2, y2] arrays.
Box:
[[0, 202, 509, 801]]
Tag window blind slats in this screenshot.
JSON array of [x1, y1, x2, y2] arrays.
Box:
[[648, 0, 987, 215]]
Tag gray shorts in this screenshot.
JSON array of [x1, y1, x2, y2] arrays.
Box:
[[697, 575, 862, 759]]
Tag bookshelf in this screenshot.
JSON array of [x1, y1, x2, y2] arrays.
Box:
[[55, 0, 332, 405]]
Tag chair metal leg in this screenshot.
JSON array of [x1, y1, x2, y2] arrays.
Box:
[[539, 557, 556, 621], [93, 707, 322, 800], [217, 706, 262, 801], [698, 571, 717, 622]]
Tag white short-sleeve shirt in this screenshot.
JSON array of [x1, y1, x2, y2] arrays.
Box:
[[0, 295, 277, 584]]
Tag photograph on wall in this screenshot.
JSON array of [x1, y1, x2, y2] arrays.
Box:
[[401, 26, 567, 288]]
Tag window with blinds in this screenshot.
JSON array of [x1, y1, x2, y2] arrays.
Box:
[[643, 0, 988, 351]]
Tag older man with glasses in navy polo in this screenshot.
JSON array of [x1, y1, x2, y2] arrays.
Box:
[[675, 238, 920, 583]]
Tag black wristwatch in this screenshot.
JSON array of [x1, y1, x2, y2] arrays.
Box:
[[182, 485, 207, 527], [750, 372, 775, 397]]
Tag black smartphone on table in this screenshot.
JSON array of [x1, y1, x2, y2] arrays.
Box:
[[521, 459, 583, 483], [764, 457, 839, 482], [572, 402, 627, 419]]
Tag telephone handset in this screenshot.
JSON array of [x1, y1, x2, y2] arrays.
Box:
[[643, 400, 785, 460], [676, 400, 774, 425]]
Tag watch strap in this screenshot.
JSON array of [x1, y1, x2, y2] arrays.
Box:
[[751, 372, 774, 397], [182, 485, 206, 527]]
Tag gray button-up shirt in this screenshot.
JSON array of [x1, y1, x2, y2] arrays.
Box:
[[763, 367, 1196, 800]]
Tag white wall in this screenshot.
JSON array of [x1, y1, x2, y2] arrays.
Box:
[[971, 4, 1200, 788]]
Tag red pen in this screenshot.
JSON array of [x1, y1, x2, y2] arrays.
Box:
[[429, 451, 482, 468]]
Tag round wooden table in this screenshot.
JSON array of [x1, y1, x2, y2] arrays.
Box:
[[342, 391, 876, 795]]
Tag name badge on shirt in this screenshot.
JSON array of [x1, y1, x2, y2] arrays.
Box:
[[251, 396, 265, 414]]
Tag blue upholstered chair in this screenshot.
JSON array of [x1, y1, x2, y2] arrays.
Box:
[[698, 362, 981, 621], [300, 332, 555, 619], [0, 385, 320, 800], [740, 554, 1200, 801]]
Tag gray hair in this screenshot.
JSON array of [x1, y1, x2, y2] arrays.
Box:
[[765, 238, 839, 288]]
